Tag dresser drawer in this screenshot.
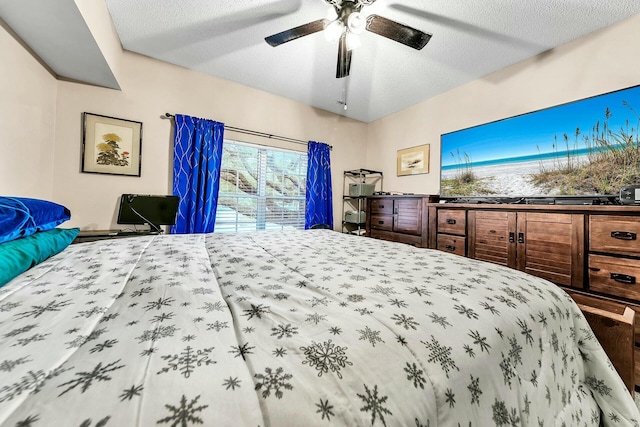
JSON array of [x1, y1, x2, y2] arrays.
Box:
[[369, 199, 393, 215], [566, 289, 640, 346], [590, 215, 640, 256], [437, 234, 466, 256], [370, 214, 393, 231], [370, 229, 423, 247], [589, 254, 640, 301], [438, 210, 466, 235]]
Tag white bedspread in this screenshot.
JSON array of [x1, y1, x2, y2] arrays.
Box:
[[0, 230, 638, 426]]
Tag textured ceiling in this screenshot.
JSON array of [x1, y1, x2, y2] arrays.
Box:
[[103, 0, 640, 122], [3, 1, 640, 123]]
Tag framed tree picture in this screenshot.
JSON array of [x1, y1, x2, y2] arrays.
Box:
[[81, 112, 142, 176], [397, 144, 430, 176]]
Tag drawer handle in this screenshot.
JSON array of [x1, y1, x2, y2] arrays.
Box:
[[611, 231, 637, 240], [446, 219, 456, 225], [509, 232, 515, 243], [611, 273, 636, 285], [445, 245, 456, 251], [379, 205, 385, 209], [378, 220, 384, 225]]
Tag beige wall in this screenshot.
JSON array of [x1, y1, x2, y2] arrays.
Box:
[[367, 13, 640, 196], [52, 50, 367, 229], [0, 22, 57, 199]]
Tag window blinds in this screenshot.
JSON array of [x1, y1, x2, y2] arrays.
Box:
[[215, 140, 307, 233]]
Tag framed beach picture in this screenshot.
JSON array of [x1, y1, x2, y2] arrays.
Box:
[[397, 144, 430, 176], [81, 112, 142, 176]]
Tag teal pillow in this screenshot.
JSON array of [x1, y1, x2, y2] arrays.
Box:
[[0, 227, 80, 287]]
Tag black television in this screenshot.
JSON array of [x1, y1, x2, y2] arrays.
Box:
[[117, 194, 179, 233], [440, 84, 640, 203]]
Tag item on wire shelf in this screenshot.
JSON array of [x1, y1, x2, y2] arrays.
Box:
[[348, 183, 375, 197], [344, 210, 366, 223]]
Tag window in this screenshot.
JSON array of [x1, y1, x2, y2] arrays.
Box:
[[215, 140, 307, 233]]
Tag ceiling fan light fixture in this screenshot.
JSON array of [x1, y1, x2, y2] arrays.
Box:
[[324, 19, 344, 43], [347, 12, 365, 34], [326, 7, 339, 21], [265, 0, 431, 80], [346, 32, 361, 50]]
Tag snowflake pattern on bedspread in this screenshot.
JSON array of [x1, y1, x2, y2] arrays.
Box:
[[0, 230, 638, 426]]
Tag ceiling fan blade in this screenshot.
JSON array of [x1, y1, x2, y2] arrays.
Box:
[[365, 14, 432, 50], [336, 32, 352, 79], [265, 19, 329, 47]]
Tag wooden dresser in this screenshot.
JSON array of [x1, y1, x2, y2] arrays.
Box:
[[429, 203, 640, 389], [365, 195, 438, 247]]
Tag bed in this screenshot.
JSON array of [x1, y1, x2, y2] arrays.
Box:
[[1, 229, 638, 426]]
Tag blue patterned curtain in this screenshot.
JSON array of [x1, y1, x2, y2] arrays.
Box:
[[305, 141, 333, 229], [171, 114, 224, 234]]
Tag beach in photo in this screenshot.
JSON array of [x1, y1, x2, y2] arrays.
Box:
[[441, 155, 589, 196]]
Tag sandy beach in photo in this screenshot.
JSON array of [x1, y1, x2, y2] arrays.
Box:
[[442, 155, 589, 196]]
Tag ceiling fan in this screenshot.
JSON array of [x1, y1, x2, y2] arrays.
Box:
[[265, 0, 432, 78]]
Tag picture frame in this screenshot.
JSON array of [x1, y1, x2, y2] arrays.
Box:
[[81, 112, 142, 176], [397, 144, 430, 176]]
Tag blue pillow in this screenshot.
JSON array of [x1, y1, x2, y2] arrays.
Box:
[[0, 227, 79, 287], [0, 197, 71, 244]]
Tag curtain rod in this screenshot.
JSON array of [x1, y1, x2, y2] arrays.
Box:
[[162, 113, 332, 150]]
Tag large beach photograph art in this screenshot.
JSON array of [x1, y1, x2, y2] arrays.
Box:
[[440, 85, 640, 197]]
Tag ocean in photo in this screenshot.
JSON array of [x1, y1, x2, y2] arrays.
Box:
[[441, 153, 591, 196]]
